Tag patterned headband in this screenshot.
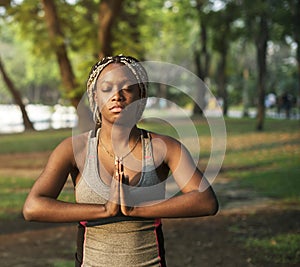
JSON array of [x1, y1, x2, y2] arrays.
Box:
[[86, 55, 148, 116]]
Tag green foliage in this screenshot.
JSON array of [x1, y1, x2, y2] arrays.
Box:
[[0, 0, 299, 117], [0, 26, 28, 101], [0, 23, 61, 104]]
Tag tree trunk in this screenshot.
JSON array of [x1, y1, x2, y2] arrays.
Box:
[[41, 0, 79, 107], [218, 48, 228, 116], [193, 50, 206, 115], [193, 3, 209, 116], [0, 57, 35, 131], [295, 0, 300, 116], [0, 0, 11, 6], [242, 68, 250, 117], [98, 0, 124, 59], [297, 43, 300, 116], [255, 15, 268, 131], [41, 0, 95, 132]]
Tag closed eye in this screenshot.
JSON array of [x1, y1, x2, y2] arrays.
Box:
[[122, 85, 138, 93], [100, 86, 112, 92], [122, 86, 134, 92]]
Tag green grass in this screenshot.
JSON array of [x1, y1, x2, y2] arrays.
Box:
[[0, 176, 34, 219], [52, 260, 74, 267], [0, 117, 299, 216], [219, 118, 300, 201], [0, 128, 71, 154], [0, 117, 299, 267], [225, 150, 300, 200], [140, 116, 220, 137], [0, 176, 74, 219], [246, 233, 300, 264], [0, 118, 299, 265], [238, 161, 300, 200], [225, 117, 300, 135]]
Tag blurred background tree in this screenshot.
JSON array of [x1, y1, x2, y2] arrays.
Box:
[[0, 0, 298, 131]]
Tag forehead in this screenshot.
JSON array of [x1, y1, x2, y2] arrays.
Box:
[[97, 63, 137, 84]]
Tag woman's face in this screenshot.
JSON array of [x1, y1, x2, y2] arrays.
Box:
[[95, 63, 141, 126]]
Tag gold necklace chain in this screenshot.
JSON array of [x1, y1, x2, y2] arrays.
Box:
[[98, 130, 141, 161]]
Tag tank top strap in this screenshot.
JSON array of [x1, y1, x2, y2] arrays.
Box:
[[141, 129, 156, 172]]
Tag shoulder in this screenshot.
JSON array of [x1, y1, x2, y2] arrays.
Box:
[[50, 131, 90, 169], [147, 130, 186, 163], [148, 131, 182, 148], [146, 130, 197, 174], [71, 131, 90, 153]]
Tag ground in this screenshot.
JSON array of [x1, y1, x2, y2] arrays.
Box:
[[0, 152, 299, 267]]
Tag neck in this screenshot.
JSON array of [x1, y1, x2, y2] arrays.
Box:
[[99, 123, 140, 158], [100, 122, 139, 141]]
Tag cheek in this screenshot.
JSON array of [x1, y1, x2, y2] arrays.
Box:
[[95, 92, 110, 109]]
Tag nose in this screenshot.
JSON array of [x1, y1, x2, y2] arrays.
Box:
[[111, 89, 124, 101]]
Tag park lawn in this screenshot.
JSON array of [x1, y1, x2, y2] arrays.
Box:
[[0, 118, 299, 266], [0, 128, 74, 219], [219, 118, 300, 265], [0, 176, 34, 219], [0, 117, 299, 218], [0, 174, 74, 219], [223, 119, 300, 201], [0, 128, 72, 154], [246, 233, 300, 264], [145, 117, 300, 265], [142, 117, 300, 201]]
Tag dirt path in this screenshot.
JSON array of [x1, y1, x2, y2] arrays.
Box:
[[0, 152, 299, 267], [1, 203, 299, 267]]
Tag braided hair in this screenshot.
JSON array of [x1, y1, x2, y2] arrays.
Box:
[[86, 55, 148, 126]]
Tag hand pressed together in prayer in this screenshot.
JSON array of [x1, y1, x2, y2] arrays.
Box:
[[105, 157, 133, 217]]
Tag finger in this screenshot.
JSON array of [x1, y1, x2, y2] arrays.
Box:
[[114, 170, 119, 180], [113, 158, 121, 181], [118, 159, 125, 182], [115, 157, 119, 171], [120, 177, 127, 201], [119, 159, 124, 172]]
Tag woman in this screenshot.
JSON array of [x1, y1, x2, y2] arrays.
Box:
[[23, 55, 218, 266]]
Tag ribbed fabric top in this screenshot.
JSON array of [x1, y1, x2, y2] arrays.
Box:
[[75, 129, 166, 266]]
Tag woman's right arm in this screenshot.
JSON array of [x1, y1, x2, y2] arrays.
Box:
[[23, 136, 119, 223]]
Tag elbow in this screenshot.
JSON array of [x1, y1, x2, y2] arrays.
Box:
[[210, 200, 219, 216], [23, 203, 34, 221], [207, 197, 219, 216], [23, 199, 40, 221]]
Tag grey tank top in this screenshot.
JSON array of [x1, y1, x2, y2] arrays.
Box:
[[75, 129, 166, 267]]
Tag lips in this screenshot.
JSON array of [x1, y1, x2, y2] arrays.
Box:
[[109, 105, 124, 113]]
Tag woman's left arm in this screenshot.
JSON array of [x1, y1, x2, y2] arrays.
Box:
[[121, 135, 219, 218]]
